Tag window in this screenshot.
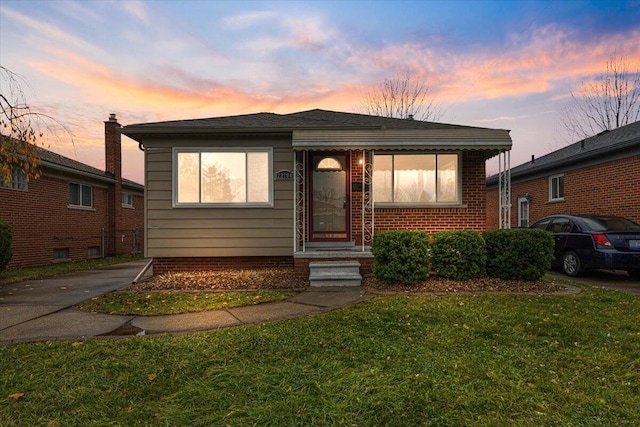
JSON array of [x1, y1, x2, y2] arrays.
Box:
[[174, 148, 272, 206], [373, 153, 459, 204], [87, 246, 101, 258], [517, 197, 529, 228], [53, 248, 70, 260], [0, 167, 28, 191], [549, 174, 564, 201], [122, 192, 133, 208], [69, 183, 93, 208]]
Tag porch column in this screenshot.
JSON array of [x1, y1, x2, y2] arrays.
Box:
[[498, 149, 511, 229], [362, 149, 374, 251], [294, 151, 306, 252]]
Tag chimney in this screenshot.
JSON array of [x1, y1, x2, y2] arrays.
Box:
[[104, 114, 122, 257]]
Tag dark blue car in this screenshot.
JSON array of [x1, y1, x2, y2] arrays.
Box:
[[530, 214, 640, 278]]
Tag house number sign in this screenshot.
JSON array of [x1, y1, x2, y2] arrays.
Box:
[[275, 170, 294, 181]]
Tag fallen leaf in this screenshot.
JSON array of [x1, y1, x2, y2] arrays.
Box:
[[148, 373, 157, 381], [8, 392, 25, 400], [72, 341, 84, 347]]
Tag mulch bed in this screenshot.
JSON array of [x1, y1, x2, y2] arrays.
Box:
[[130, 268, 572, 295]]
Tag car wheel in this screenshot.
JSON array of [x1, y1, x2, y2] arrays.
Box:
[[562, 251, 584, 277], [628, 271, 640, 280]]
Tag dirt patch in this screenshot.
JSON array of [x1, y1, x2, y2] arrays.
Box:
[[130, 268, 574, 295]]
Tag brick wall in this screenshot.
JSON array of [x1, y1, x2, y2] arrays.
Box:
[[486, 154, 640, 229], [1, 174, 109, 269]]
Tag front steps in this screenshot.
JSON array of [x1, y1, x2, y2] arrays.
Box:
[[309, 261, 362, 287]]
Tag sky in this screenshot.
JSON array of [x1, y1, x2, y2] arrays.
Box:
[[1, 0, 639, 184]]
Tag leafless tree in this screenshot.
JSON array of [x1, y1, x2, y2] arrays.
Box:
[[362, 72, 445, 121], [1, 66, 72, 186], [561, 54, 640, 141]]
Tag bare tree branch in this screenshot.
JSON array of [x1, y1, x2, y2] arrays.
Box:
[[1, 65, 74, 186], [561, 54, 640, 141], [362, 72, 445, 121]]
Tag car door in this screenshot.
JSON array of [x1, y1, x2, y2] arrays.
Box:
[[547, 217, 574, 263]]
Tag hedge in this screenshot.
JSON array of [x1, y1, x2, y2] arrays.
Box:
[[0, 221, 12, 273], [431, 230, 486, 280], [371, 230, 431, 285], [484, 228, 554, 281]]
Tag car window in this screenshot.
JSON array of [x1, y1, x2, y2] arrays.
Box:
[[549, 218, 574, 233], [531, 218, 552, 231], [580, 217, 640, 231]]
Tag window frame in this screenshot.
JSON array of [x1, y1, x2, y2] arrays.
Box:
[[172, 147, 274, 208], [517, 196, 530, 228], [122, 192, 134, 208], [0, 167, 28, 191], [372, 152, 462, 206], [549, 174, 565, 202], [68, 182, 93, 208]]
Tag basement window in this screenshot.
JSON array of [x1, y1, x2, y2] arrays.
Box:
[[53, 248, 70, 260]]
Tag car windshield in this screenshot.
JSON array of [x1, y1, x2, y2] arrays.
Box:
[[580, 217, 640, 232]]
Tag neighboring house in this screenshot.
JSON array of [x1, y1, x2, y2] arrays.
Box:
[[121, 109, 512, 280], [0, 115, 144, 269], [487, 120, 640, 230]]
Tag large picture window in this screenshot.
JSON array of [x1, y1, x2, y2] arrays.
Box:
[[174, 148, 272, 206], [373, 153, 460, 204]]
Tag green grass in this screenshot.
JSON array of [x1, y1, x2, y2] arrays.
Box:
[[2, 285, 640, 426], [75, 290, 296, 315], [0, 256, 143, 286]]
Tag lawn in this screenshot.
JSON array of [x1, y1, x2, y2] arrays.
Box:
[[2, 285, 639, 426]]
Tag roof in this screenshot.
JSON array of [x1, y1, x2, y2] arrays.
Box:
[[121, 109, 511, 157], [487, 120, 640, 186], [36, 146, 144, 191]]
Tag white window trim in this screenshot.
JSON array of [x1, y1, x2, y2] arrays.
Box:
[[172, 147, 274, 208], [68, 182, 93, 209], [373, 151, 463, 207], [517, 196, 529, 228], [548, 174, 565, 202], [122, 192, 134, 208]]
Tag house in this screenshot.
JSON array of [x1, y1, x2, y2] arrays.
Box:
[[121, 109, 511, 281], [0, 115, 144, 269], [486, 120, 640, 229]]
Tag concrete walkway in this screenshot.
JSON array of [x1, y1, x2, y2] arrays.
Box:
[[0, 260, 370, 344]]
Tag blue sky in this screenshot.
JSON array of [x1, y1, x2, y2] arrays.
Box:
[[1, 0, 639, 183]]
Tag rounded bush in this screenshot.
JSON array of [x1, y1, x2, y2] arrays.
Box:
[[431, 230, 486, 280], [0, 221, 13, 272], [484, 228, 554, 281], [371, 230, 431, 285]]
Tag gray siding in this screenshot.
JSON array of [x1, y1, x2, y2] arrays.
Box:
[[144, 135, 294, 258]]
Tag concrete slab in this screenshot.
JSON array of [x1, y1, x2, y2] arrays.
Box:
[[0, 305, 66, 330], [0, 309, 133, 343], [289, 287, 370, 307], [229, 301, 323, 324], [132, 311, 242, 334]]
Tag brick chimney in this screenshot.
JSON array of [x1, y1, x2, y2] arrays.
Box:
[[105, 114, 122, 257]]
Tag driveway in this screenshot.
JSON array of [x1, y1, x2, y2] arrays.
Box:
[[548, 269, 640, 295], [0, 259, 151, 340]]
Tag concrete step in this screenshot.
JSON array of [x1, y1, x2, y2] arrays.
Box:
[[309, 261, 362, 287]]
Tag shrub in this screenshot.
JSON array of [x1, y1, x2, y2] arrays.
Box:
[[484, 228, 554, 281], [431, 230, 486, 280], [371, 230, 431, 285], [0, 221, 12, 273]]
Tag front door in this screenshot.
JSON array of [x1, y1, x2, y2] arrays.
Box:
[[309, 152, 350, 241]]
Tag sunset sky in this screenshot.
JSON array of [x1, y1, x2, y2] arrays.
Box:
[[1, 0, 639, 184]]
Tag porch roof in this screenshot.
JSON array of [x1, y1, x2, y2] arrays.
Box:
[[292, 128, 512, 158]]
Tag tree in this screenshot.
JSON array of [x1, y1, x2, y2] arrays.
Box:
[[1, 66, 43, 186], [561, 54, 640, 141], [362, 72, 444, 121]]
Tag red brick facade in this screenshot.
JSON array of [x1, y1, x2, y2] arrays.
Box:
[[487, 155, 640, 229], [0, 116, 144, 269]]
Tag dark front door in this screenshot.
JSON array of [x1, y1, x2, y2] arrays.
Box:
[[309, 152, 350, 241]]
